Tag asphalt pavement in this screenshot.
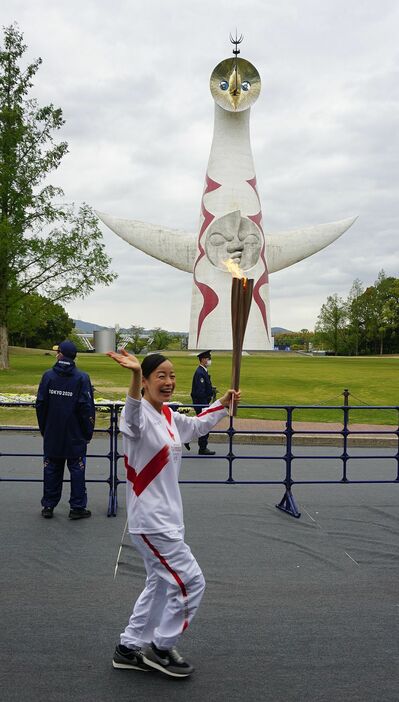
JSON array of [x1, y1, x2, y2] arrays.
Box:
[[1, 435, 399, 701]]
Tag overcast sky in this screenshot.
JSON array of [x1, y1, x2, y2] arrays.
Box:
[[3, 0, 399, 333]]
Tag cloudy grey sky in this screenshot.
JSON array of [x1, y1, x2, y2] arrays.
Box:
[[3, 0, 399, 333]]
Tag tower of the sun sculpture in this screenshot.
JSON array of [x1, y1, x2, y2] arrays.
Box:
[[97, 37, 356, 350]]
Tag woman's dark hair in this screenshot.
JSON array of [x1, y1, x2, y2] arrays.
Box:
[[141, 353, 168, 379]]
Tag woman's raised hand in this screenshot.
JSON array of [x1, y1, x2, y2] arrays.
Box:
[[107, 349, 141, 373]]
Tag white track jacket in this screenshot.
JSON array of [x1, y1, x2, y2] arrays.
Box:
[[120, 396, 227, 535]]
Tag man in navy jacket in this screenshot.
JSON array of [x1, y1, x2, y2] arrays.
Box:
[[36, 340, 95, 520], [190, 350, 216, 455]]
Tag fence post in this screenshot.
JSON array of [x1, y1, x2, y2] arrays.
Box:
[[343, 388, 350, 406], [396, 408, 399, 483], [226, 410, 236, 483], [106, 404, 116, 517], [276, 406, 301, 518], [109, 404, 121, 517], [341, 402, 350, 483]]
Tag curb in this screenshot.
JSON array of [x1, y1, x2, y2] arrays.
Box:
[[208, 433, 397, 448]]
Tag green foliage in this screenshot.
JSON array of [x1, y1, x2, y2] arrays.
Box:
[[148, 328, 175, 351], [274, 329, 315, 351], [8, 292, 73, 348], [315, 272, 399, 356], [315, 294, 347, 354], [126, 325, 147, 354], [0, 24, 116, 369], [68, 330, 89, 353]]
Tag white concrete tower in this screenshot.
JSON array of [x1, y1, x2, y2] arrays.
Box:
[[96, 40, 356, 350]]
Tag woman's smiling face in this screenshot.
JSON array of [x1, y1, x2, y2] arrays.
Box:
[[142, 360, 176, 411]]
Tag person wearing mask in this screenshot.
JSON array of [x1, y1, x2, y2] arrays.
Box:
[[36, 340, 95, 520], [190, 350, 216, 455]]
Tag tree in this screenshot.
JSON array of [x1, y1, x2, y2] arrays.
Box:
[[274, 329, 315, 351], [370, 272, 399, 354], [314, 273, 399, 356], [128, 325, 147, 354], [0, 24, 116, 369], [380, 279, 399, 352], [348, 272, 396, 355], [314, 294, 347, 354], [346, 279, 364, 355], [149, 328, 173, 351], [8, 292, 73, 348]]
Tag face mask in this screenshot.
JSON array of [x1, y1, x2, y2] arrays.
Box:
[[206, 359, 212, 367]]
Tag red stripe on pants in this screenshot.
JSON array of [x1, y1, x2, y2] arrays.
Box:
[[141, 534, 189, 633]]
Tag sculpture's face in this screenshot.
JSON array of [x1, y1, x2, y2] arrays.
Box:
[[205, 211, 262, 271], [210, 57, 261, 112]]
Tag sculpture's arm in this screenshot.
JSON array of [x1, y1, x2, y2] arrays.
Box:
[[96, 211, 197, 273], [97, 211, 357, 275], [265, 217, 358, 273]]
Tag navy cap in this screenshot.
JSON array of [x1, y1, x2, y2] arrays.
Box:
[[53, 340, 77, 359], [197, 350, 211, 360]]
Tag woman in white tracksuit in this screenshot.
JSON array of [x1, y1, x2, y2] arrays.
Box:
[[108, 350, 240, 678]]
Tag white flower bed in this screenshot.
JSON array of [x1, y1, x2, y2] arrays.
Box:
[[0, 394, 192, 414], [0, 392, 123, 407], [0, 393, 37, 403]]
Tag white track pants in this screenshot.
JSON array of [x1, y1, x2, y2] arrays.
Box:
[[120, 533, 206, 650]]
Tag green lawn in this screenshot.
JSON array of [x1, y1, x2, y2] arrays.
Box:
[[0, 347, 398, 425]]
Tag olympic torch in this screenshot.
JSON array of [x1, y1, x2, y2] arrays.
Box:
[[223, 259, 254, 416]]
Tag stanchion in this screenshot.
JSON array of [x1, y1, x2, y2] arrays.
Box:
[[276, 407, 301, 518]]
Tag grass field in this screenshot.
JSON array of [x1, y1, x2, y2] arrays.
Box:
[[1, 347, 398, 426]]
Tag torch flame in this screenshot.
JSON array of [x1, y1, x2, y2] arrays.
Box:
[[223, 258, 247, 282]]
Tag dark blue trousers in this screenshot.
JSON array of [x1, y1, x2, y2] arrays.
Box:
[[194, 405, 209, 450], [41, 456, 87, 509]]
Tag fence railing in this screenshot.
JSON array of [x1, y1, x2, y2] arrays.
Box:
[[1, 401, 398, 518]]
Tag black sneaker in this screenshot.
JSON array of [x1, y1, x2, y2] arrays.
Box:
[[112, 644, 149, 671], [68, 508, 91, 520], [41, 507, 54, 519], [198, 448, 216, 455], [142, 642, 194, 678]]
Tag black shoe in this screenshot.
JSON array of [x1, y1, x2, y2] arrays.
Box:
[[41, 507, 54, 519], [68, 508, 91, 520], [198, 448, 216, 455], [112, 644, 149, 671], [142, 642, 194, 678]]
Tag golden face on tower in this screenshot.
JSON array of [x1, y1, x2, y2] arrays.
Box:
[[210, 57, 261, 112]]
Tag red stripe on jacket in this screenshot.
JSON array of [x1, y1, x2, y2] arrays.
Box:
[[162, 405, 172, 424], [125, 445, 170, 497], [197, 403, 223, 418], [124, 455, 137, 484], [162, 405, 175, 439], [141, 534, 189, 632]]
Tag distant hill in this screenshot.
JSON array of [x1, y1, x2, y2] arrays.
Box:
[[271, 327, 292, 335], [73, 320, 110, 334]]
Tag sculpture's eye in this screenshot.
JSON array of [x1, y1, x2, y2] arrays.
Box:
[[242, 81, 251, 92], [219, 80, 229, 91], [209, 232, 227, 246]]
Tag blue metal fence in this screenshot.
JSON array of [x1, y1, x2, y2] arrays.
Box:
[[1, 401, 398, 518]]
